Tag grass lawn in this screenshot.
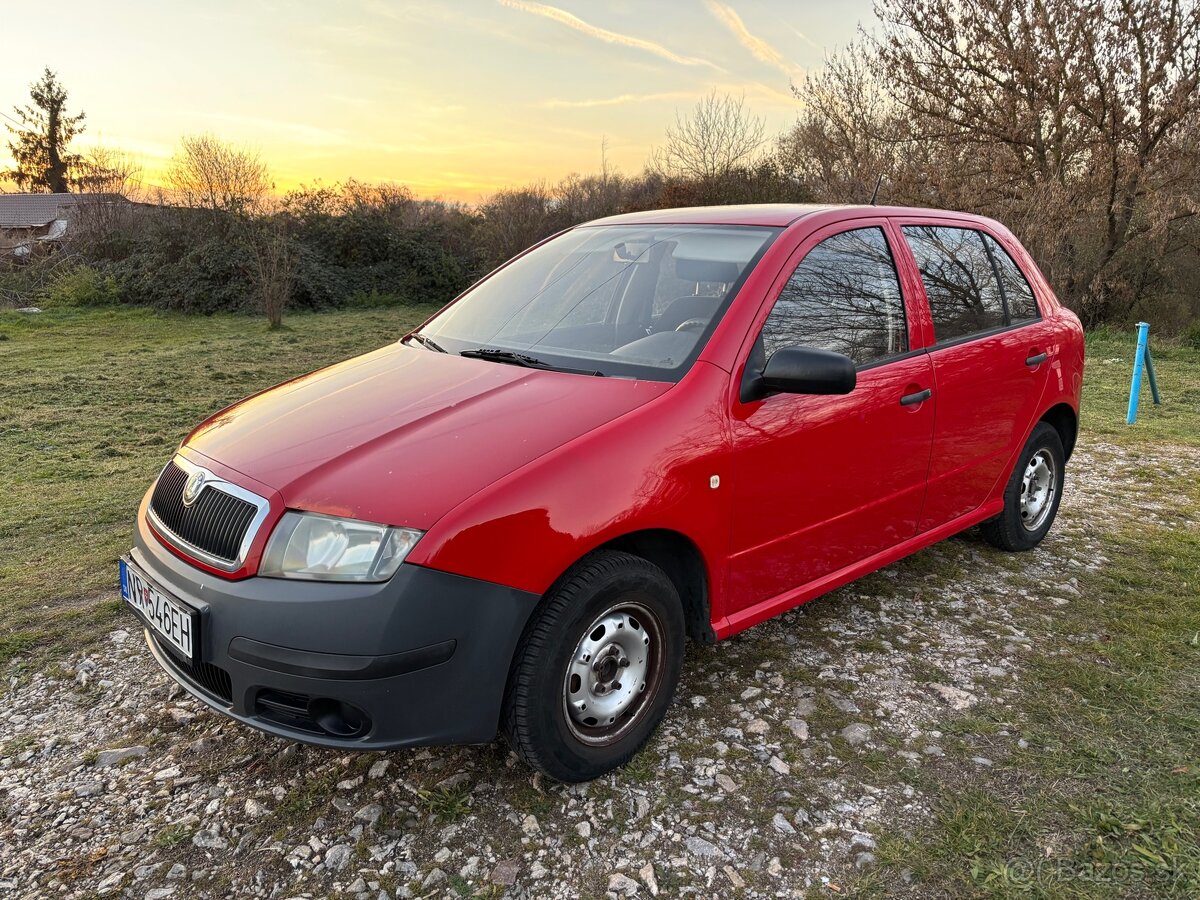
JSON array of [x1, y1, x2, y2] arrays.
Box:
[[860, 329, 1200, 898], [1081, 327, 1200, 448], [865, 505, 1200, 897], [2, 307, 1198, 896], [0, 305, 438, 669]]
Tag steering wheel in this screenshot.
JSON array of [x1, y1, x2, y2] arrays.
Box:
[[675, 318, 708, 334]]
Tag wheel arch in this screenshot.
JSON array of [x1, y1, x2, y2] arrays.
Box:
[[592, 529, 715, 644], [1039, 402, 1078, 461]]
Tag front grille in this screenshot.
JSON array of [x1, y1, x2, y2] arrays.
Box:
[[152, 634, 234, 704], [150, 461, 258, 566]]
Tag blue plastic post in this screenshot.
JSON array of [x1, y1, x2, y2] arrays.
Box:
[[1126, 322, 1150, 425], [1144, 344, 1161, 405]]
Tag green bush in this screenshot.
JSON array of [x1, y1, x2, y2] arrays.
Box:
[[0, 269, 36, 307], [40, 265, 122, 307], [111, 211, 257, 313], [286, 201, 480, 310], [15, 166, 1195, 328], [1184, 321, 1200, 350]]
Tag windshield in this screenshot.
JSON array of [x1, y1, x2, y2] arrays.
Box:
[[414, 224, 779, 379]]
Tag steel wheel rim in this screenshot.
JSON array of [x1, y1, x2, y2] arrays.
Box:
[[563, 600, 665, 747], [1019, 448, 1057, 532]]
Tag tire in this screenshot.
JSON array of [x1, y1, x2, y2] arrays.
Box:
[[980, 421, 1065, 552], [502, 550, 685, 782]]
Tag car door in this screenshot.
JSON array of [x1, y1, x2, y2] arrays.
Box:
[[894, 222, 1055, 531], [727, 222, 936, 613]]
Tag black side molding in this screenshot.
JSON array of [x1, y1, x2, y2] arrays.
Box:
[[228, 636, 456, 680]]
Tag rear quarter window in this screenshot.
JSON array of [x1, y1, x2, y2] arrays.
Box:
[[983, 234, 1041, 321], [902, 225, 1006, 343]]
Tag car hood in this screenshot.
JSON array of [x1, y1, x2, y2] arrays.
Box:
[[183, 343, 672, 530]]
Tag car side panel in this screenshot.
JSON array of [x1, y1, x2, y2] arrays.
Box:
[[975, 309, 1085, 511], [717, 494, 1005, 638]]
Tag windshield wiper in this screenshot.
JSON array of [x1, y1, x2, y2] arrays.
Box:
[[405, 332, 447, 353], [460, 348, 555, 368], [459, 347, 604, 376]]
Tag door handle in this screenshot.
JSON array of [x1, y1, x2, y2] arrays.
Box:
[[900, 388, 932, 406], [1025, 352, 1047, 366]]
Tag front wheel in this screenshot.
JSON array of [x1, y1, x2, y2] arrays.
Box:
[[980, 421, 1065, 552], [501, 550, 685, 782]]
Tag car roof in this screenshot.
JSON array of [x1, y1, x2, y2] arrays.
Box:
[[585, 203, 997, 229]]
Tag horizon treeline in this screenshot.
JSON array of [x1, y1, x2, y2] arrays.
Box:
[[4, 0, 1198, 334]]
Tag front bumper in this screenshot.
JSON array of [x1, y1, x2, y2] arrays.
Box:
[[128, 510, 540, 749]]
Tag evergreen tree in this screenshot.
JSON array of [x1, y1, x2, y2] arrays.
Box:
[[3, 68, 86, 193]]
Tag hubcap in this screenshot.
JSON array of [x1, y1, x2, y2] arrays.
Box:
[[563, 602, 663, 746], [1019, 449, 1057, 532]]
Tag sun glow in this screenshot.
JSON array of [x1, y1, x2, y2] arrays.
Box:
[[1, 1, 870, 202]]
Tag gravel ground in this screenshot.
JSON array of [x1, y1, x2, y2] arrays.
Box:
[[1, 441, 1191, 899]]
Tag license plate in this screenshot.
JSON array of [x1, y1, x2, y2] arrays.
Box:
[[120, 558, 198, 663]]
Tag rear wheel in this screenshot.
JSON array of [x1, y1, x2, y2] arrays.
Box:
[[502, 550, 684, 782], [980, 422, 1065, 551]]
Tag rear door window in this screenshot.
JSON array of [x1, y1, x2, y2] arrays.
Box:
[[902, 226, 1006, 342], [760, 226, 907, 367]]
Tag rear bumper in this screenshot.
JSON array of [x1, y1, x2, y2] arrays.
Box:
[[128, 509, 540, 749]]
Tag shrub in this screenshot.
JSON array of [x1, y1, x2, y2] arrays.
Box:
[[1184, 321, 1200, 351], [111, 210, 257, 313], [284, 187, 481, 309], [40, 264, 122, 307], [0, 269, 36, 307]]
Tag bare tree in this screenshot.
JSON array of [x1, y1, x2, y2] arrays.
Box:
[[74, 146, 143, 197], [650, 91, 767, 180], [70, 146, 145, 258], [786, 0, 1200, 326], [779, 49, 903, 203], [249, 217, 294, 329], [478, 182, 557, 264], [555, 171, 627, 223], [166, 134, 271, 213], [165, 134, 290, 324]]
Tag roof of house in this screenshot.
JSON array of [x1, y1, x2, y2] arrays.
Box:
[[0, 192, 127, 228]]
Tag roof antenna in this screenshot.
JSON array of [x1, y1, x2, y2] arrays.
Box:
[[869, 173, 885, 206]]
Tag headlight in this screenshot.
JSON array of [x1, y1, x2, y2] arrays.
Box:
[[260, 511, 423, 582]]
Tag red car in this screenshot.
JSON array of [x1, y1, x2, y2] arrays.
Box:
[[122, 204, 1083, 782]]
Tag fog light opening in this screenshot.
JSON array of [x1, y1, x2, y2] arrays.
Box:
[[308, 698, 370, 738]]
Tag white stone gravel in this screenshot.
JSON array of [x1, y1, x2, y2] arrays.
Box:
[[2, 442, 1194, 899]]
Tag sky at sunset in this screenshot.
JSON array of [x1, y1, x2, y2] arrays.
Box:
[[2, 0, 874, 202]]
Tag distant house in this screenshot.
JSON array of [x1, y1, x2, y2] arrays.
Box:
[[0, 192, 129, 258]]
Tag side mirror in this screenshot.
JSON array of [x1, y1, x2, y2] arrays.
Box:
[[761, 346, 856, 396]]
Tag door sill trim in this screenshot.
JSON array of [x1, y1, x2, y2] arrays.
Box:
[[714, 499, 1004, 639]]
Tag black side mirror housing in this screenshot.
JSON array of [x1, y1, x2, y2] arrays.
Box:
[[758, 346, 856, 397]]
